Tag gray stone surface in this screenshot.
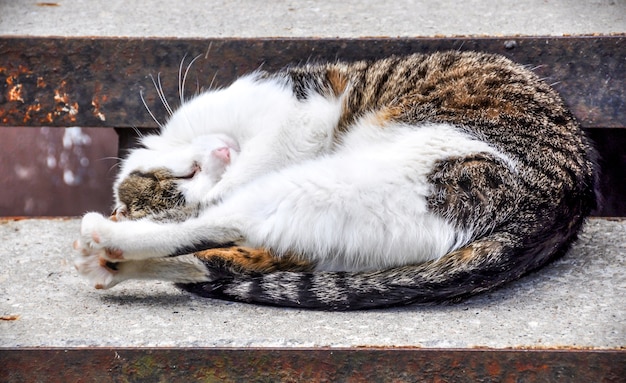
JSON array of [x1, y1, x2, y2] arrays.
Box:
[[1, 0, 625, 351], [1, 218, 624, 348], [1, 0, 624, 38]]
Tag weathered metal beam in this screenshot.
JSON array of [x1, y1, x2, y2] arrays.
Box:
[[1, 348, 624, 382], [1, 36, 624, 129]]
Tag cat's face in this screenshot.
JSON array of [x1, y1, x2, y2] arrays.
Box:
[[112, 133, 239, 220]]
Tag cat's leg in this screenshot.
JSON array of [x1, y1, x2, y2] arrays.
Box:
[[74, 252, 211, 289], [75, 211, 245, 261], [74, 247, 312, 289]]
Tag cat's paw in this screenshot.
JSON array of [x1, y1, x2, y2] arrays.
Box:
[[73, 252, 121, 290], [110, 204, 129, 222], [77, 212, 124, 260]]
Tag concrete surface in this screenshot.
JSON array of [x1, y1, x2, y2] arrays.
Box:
[[1, 0, 624, 38], [1, 0, 625, 351], [0, 218, 624, 348]]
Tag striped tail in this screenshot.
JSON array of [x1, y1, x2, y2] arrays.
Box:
[[178, 219, 586, 310]]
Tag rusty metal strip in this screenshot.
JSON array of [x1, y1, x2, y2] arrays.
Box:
[[1, 348, 624, 382], [1, 36, 624, 129]]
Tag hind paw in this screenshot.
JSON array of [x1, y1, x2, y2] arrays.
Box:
[[73, 251, 121, 290]]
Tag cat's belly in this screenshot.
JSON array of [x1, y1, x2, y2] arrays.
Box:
[[216, 122, 506, 272]]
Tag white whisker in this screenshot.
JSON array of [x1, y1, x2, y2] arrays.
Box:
[[208, 70, 219, 91], [131, 126, 146, 140], [178, 53, 189, 107], [204, 41, 213, 59], [156, 73, 174, 116], [180, 54, 203, 105], [140, 89, 164, 128], [99, 156, 123, 162], [105, 160, 122, 174]]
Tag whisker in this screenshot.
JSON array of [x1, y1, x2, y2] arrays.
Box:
[[157, 73, 174, 116], [140, 89, 164, 128], [208, 70, 219, 91], [178, 53, 189, 107], [106, 161, 122, 174], [131, 126, 146, 140], [99, 156, 123, 162], [204, 41, 213, 59], [181, 54, 203, 105], [149, 73, 173, 116], [99, 156, 122, 173]]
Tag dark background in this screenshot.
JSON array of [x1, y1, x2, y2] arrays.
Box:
[[0, 127, 117, 216]]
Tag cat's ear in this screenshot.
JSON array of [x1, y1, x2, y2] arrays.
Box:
[[211, 147, 231, 164]]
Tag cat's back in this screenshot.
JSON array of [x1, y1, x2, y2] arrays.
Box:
[[283, 51, 596, 198], [280, 51, 597, 260]]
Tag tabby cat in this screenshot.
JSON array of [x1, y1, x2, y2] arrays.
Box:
[[73, 51, 597, 310]]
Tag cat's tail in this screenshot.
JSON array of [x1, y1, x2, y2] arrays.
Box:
[[178, 218, 585, 310]]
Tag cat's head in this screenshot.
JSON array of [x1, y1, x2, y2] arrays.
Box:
[[112, 132, 239, 220]]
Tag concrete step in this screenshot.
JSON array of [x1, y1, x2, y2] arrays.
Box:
[[2, 0, 625, 380], [1, 217, 623, 349], [1, 0, 624, 38]]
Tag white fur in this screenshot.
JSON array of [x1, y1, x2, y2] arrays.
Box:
[[73, 251, 211, 289], [75, 76, 514, 286], [115, 74, 343, 205]]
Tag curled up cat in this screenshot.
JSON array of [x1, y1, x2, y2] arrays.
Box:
[[73, 51, 597, 310]]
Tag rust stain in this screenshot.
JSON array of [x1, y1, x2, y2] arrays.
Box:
[[37, 77, 46, 88], [486, 359, 502, 376], [23, 103, 42, 123], [0, 315, 20, 321], [91, 99, 106, 121], [8, 83, 24, 103], [0, 64, 33, 77], [53, 81, 78, 122], [91, 83, 107, 121], [36, 2, 59, 6], [53, 80, 69, 104]]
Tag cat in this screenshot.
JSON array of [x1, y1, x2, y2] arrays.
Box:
[[73, 51, 598, 310]]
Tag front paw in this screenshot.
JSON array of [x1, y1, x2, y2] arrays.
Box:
[[78, 212, 124, 260]]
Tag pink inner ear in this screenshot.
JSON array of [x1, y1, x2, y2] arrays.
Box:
[[212, 147, 231, 163]]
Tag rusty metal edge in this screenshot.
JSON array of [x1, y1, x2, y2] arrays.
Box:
[[1, 35, 624, 129], [0, 347, 624, 382]]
